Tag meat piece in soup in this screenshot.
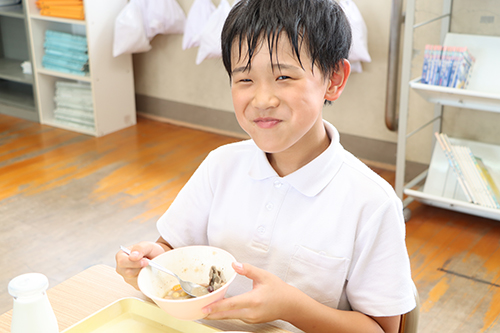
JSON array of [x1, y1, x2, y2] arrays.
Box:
[[208, 265, 226, 292]]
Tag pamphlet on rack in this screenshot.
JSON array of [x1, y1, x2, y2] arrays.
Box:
[[434, 132, 500, 209], [421, 45, 475, 89]]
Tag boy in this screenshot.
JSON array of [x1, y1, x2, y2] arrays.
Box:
[[116, 0, 416, 332]]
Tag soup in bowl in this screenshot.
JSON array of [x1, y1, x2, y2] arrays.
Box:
[[137, 245, 237, 321]]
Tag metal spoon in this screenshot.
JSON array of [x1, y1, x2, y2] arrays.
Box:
[[120, 246, 209, 297]]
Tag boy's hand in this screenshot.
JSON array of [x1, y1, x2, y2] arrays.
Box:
[[115, 241, 166, 289], [202, 262, 296, 324]]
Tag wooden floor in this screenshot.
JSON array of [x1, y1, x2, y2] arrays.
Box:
[[1, 114, 500, 332]]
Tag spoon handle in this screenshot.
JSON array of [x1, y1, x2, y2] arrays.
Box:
[[147, 260, 178, 278], [119, 246, 178, 278]]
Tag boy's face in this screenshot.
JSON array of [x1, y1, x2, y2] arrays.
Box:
[[230, 36, 346, 155]]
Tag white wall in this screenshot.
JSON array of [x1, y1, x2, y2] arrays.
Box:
[[133, 0, 395, 138], [133, 0, 500, 165]]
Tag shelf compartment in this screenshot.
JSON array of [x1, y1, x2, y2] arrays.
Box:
[[28, 19, 88, 78], [404, 137, 500, 221], [36, 73, 96, 136], [0, 57, 33, 83], [0, 79, 35, 110], [410, 33, 500, 113], [0, 4, 24, 19]]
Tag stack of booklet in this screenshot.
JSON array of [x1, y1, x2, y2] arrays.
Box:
[[421, 45, 475, 89], [53, 80, 94, 130], [435, 132, 500, 209], [36, 0, 84, 20], [42, 30, 89, 76]]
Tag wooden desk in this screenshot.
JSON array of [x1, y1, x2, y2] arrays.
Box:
[[0, 265, 290, 333]]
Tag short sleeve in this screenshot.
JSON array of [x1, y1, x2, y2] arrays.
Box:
[[156, 152, 214, 248], [346, 197, 416, 316]]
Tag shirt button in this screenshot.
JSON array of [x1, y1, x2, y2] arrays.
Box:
[[257, 226, 266, 234], [266, 202, 274, 211], [273, 180, 282, 188]]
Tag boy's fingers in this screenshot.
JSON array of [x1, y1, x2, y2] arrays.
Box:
[[116, 245, 147, 269], [203, 294, 251, 318], [232, 261, 245, 274], [234, 262, 266, 284], [129, 250, 142, 260]]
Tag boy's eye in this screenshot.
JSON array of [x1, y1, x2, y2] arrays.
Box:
[[277, 75, 291, 80]]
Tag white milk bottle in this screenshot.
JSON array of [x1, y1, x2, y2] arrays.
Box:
[[8, 273, 59, 333]]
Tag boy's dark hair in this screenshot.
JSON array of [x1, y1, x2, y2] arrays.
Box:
[[221, 0, 352, 79]]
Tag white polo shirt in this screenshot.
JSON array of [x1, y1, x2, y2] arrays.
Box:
[[157, 120, 415, 331]]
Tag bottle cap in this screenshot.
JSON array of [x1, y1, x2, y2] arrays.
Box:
[[8, 273, 49, 298]]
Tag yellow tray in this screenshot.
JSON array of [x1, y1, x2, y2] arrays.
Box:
[[61, 297, 221, 333]]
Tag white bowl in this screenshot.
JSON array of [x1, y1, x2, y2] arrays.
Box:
[[138, 246, 237, 321]]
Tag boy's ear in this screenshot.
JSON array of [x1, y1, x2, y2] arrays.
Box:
[[324, 59, 351, 102]]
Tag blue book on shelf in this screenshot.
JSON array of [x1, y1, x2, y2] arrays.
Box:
[[421, 45, 432, 84], [430, 46, 442, 85], [439, 46, 454, 87]]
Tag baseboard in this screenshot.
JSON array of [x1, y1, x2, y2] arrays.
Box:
[[0, 103, 39, 122], [138, 112, 249, 140], [135, 94, 247, 137], [136, 94, 427, 173]]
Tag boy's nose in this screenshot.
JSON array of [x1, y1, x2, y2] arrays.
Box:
[[251, 85, 279, 110]]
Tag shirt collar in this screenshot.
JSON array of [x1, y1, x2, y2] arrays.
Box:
[[248, 120, 345, 197]]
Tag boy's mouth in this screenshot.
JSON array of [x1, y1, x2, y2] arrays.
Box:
[[254, 117, 281, 129]]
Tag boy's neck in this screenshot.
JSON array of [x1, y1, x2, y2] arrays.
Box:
[[266, 127, 331, 177]]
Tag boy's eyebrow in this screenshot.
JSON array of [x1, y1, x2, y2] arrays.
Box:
[[232, 66, 248, 75], [271, 63, 302, 72], [231, 63, 302, 75]]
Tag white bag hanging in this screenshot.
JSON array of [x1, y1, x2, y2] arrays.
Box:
[[350, 61, 363, 73], [339, 0, 371, 72], [141, 0, 186, 40], [113, 0, 152, 57], [195, 0, 231, 65], [183, 0, 216, 50]]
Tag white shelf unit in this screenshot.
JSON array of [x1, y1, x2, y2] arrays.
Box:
[[24, 0, 136, 137], [395, 0, 500, 221], [0, 2, 38, 121]]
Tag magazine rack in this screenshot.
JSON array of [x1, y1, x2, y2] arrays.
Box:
[[395, 0, 500, 221]]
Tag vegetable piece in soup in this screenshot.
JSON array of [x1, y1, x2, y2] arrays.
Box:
[[164, 284, 191, 300]]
